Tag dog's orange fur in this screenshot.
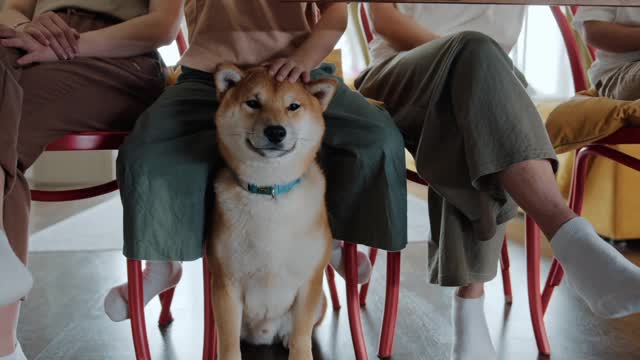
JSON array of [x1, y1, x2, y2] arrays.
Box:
[[207, 64, 337, 360]]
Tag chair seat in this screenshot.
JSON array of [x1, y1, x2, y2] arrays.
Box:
[[597, 127, 640, 145], [45, 131, 128, 151]]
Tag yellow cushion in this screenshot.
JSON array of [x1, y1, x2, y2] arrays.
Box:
[[540, 91, 640, 240], [535, 100, 564, 124], [545, 89, 640, 154]]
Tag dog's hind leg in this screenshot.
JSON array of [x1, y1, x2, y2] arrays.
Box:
[[288, 269, 325, 360], [280, 294, 326, 350]]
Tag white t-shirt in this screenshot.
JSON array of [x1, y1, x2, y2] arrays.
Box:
[[366, 4, 526, 66], [574, 7, 640, 85]]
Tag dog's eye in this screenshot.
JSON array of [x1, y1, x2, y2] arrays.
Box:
[[288, 103, 301, 112], [245, 100, 261, 109]]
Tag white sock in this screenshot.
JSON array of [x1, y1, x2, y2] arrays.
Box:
[[329, 240, 372, 285], [0, 229, 33, 308], [104, 261, 182, 322], [450, 294, 496, 360], [0, 342, 27, 360], [551, 217, 640, 318]]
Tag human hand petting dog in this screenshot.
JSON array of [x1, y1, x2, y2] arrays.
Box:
[[0, 24, 58, 65], [267, 54, 313, 83]]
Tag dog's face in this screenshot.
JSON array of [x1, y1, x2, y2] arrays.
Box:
[[213, 64, 337, 180]]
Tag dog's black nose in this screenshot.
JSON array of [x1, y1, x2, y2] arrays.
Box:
[[264, 126, 287, 144]]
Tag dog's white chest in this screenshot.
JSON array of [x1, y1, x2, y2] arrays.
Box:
[[218, 182, 324, 280], [212, 165, 328, 332]]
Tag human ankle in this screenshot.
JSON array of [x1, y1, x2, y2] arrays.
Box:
[[0, 342, 16, 358], [0, 234, 32, 307], [541, 212, 577, 240], [104, 261, 182, 322], [450, 292, 495, 360], [456, 284, 484, 299], [0, 303, 19, 357]]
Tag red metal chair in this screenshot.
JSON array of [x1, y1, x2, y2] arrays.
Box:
[[526, 6, 640, 356], [523, 6, 589, 355], [357, 2, 514, 306]]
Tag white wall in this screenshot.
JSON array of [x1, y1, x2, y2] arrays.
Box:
[[513, 6, 574, 101]]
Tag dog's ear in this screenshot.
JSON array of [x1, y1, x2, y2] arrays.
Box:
[[304, 78, 338, 111], [214, 64, 245, 97]]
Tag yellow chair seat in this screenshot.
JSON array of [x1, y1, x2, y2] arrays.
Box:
[[536, 95, 640, 240]]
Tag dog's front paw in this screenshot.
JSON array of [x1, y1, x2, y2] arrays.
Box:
[[288, 346, 313, 360]]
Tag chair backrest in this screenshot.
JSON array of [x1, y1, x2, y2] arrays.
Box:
[[550, 6, 590, 93], [569, 6, 597, 60], [359, 4, 374, 44], [176, 30, 187, 56]]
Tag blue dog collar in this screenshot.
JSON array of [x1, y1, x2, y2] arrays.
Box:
[[236, 177, 301, 199]]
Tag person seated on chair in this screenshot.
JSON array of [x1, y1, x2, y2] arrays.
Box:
[[0, 0, 183, 358], [356, 3, 640, 360], [101, 0, 406, 327], [574, 7, 640, 100]]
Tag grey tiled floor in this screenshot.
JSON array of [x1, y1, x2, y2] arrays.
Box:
[[19, 238, 640, 360]]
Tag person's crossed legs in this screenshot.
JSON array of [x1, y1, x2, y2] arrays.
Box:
[[357, 31, 640, 360]]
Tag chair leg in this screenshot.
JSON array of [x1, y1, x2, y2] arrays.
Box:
[[127, 260, 152, 360], [500, 237, 513, 304], [344, 242, 369, 360], [525, 216, 551, 356], [542, 147, 591, 317], [378, 251, 401, 359], [325, 266, 341, 310], [359, 248, 379, 307], [158, 287, 176, 327], [569, 147, 592, 216], [203, 256, 218, 360], [541, 259, 565, 314]]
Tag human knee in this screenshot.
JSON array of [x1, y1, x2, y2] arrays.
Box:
[[456, 31, 499, 50], [454, 31, 506, 65]]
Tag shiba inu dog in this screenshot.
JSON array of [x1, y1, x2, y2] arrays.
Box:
[[207, 63, 338, 360]]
